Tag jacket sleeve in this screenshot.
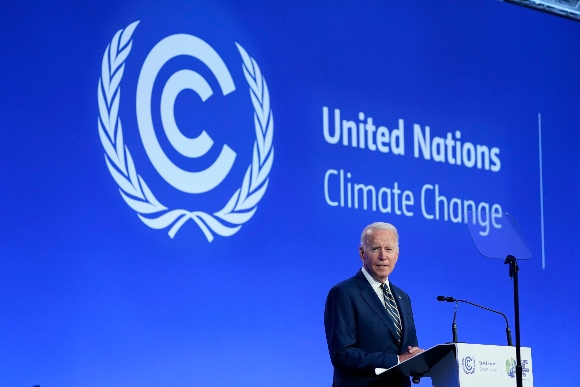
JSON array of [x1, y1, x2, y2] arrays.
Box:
[[324, 286, 399, 374], [405, 296, 419, 348]]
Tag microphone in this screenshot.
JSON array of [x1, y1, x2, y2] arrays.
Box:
[[437, 296, 458, 342], [437, 296, 513, 346], [452, 299, 458, 343]]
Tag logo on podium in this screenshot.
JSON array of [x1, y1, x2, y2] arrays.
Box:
[[461, 356, 476, 374], [505, 357, 516, 378]]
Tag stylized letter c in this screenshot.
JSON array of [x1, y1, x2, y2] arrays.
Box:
[[136, 34, 237, 194]]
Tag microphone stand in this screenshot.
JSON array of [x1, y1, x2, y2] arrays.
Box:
[[438, 296, 512, 346], [452, 300, 458, 343], [505, 255, 522, 387]]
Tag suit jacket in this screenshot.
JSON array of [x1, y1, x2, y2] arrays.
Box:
[[324, 269, 418, 387]]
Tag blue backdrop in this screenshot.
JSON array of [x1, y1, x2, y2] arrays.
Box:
[[1, 0, 579, 386]]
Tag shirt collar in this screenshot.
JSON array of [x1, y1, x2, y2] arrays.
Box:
[[361, 267, 390, 289]]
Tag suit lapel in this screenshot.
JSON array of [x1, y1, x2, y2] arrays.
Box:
[[355, 270, 401, 344], [390, 282, 410, 346]]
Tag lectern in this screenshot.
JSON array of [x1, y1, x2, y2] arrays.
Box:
[[375, 343, 533, 387]]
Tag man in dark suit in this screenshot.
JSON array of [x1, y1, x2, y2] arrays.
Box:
[[324, 222, 423, 387]]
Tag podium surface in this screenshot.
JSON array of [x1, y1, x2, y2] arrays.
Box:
[[377, 343, 533, 387]]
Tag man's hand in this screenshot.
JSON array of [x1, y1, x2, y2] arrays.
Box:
[[398, 346, 425, 363]]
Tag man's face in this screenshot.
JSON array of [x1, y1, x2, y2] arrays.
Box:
[[359, 229, 399, 283]]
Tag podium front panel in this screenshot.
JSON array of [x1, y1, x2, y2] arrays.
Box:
[[455, 343, 533, 386]]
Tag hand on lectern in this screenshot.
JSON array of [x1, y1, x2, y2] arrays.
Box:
[[398, 346, 424, 363]]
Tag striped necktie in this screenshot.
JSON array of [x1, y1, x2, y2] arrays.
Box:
[[381, 283, 402, 343]]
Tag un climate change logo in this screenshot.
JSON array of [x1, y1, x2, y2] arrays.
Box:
[[461, 356, 476, 374], [97, 21, 274, 241]]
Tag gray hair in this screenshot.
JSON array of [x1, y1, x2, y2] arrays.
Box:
[[360, 222, 399, 250]]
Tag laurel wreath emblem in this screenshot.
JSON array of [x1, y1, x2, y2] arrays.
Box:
[[98, 21, 274, 241]]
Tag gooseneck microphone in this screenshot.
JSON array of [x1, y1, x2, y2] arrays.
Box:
[[437, 296, 458, 343], [437, 296, 513, 346], [452, 299, 458, 343]]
